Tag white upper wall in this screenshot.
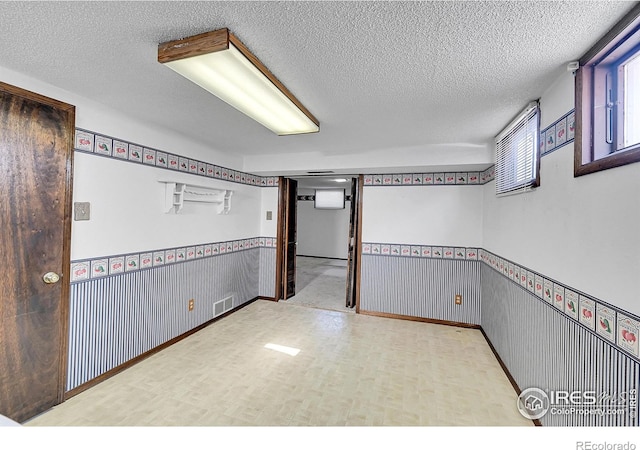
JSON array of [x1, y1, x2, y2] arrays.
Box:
[[483, 72, 640, 316], [362, 185, 484, 247], [260, 187, 279, 238], [297, 195, 351, 259], [72, 153, 262, 259]]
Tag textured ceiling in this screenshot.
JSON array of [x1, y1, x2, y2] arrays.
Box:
[[0, 1, 636, 173]]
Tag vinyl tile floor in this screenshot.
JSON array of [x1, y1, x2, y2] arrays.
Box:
[[26, 300, 533, 427], [284, 256, 353, 313]]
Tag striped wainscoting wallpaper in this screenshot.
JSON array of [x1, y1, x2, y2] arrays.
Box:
[[482, 265, 639, 426], [67, 249, 259, 391], [360, 252, 482, 325], [259, 247, 276, 299]]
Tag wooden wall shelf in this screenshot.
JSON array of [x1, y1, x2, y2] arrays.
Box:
[[159, 181, 232, 214]]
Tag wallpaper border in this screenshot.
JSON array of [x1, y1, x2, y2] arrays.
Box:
[[540, 109, 575, 157], [74, 128, 279, 188], [360, 109, 576, 188], [70, 236, 277, 283], [363, 168, 494, 186], [362, 241, 479, 260]]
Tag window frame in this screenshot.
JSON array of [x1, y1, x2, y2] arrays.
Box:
[[575, 3, 640, 177]]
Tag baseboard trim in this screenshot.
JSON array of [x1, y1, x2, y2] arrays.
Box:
[[358, 309, 480, 329], [258, 296, 277, 302], [63, 297, 259, 400], [479, 327, 542, 427]]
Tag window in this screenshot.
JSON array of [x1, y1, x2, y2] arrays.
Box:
[[575, 4, 640, 176], [314, 189, 345, 209], [495, 101, 540, 196]]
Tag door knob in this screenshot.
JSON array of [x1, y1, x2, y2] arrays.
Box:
[[43, 272, 60, 284]]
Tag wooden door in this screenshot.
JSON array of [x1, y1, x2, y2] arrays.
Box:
[[0, 82, 75, 422], [275, 177, 298, 300], [345, 176, 362, 308], [282, 178, 297, 299]]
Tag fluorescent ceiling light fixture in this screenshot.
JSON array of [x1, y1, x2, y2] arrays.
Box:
[[264, 343, 300, 356], [158, 28, 319, 136], [334, 178, 348, 182]]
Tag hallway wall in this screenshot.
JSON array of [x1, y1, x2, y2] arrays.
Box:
[[297, 188, 351, 259], [359, 172, 486, 323]]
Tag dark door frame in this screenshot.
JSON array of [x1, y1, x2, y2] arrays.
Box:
[[274, 177, 286, 301], [353, 175, 364, 312], [275, 176, 298, 300], [274, 175, 363, 309]]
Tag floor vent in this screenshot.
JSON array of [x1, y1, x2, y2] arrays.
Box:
[[214, 296, 234, 317]]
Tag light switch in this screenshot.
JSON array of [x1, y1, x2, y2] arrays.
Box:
[[266, 211, 273, 220], [74, 202, 91, 221]]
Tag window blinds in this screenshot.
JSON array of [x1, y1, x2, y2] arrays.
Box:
[[495, 102, 540, 195]]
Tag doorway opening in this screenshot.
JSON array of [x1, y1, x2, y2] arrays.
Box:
[[275, 175, 363, 313]]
